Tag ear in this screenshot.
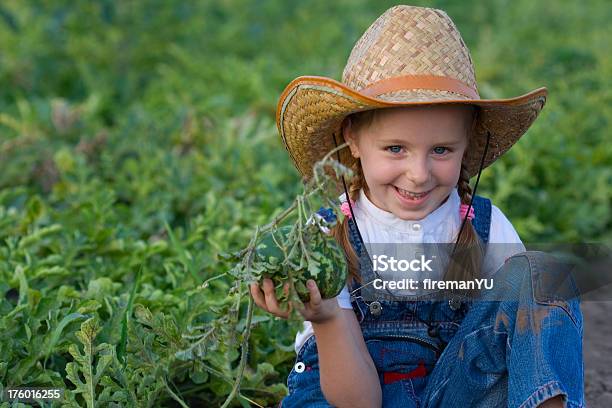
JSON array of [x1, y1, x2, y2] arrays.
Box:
[[342, 117, 361, 158]]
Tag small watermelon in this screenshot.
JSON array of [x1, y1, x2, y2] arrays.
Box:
[[255, 224, 347, 303]]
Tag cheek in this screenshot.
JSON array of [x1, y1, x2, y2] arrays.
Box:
[[368, 162, 398, 183], [433, 160, 463, 184], [361, 155, 394, 180]]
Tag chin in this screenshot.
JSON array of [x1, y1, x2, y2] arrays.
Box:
[[396, 212, 422, 221], [395, 208, 426, 221]]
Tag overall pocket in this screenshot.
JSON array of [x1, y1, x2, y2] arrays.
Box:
[[525, 251, 582, 329], [365, 335, 439, 407]]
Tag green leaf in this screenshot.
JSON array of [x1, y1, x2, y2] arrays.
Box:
[[307, 260, 320, 278], [44, 312, 87, 358], [65, 317, 117, 408], [118, 263, 142, 365]]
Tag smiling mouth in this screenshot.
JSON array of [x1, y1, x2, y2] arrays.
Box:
[[394, 186, 433, 199]]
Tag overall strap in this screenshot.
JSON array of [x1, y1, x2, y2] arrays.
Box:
[[469, 195, 492, 244], [346, 217, 364, 256]]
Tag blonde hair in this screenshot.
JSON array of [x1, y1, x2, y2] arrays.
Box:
[[330, 106, 484, 295]]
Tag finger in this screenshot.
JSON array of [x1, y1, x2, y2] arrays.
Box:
[[262, 278, 289, 318], [283, 282, 289, 296], [306, 280, 322, 307], [249, 282, 269, 312], [250, 283, 268, 311]]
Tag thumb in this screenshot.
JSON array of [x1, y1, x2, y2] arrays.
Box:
[[306, 280, 322, 307]]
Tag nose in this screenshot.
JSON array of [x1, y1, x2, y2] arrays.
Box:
[[403, 156, 430, 187]]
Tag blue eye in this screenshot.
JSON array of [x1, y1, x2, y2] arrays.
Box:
[[433, 146, 448, 155], [387, 146, 402, 154]]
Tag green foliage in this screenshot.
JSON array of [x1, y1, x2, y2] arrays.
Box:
[[0, 0, 609, 407]]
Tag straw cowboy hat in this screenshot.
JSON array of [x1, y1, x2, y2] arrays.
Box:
[[276, 5, 547, 186]]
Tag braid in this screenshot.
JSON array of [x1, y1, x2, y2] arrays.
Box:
[[442, 159, 485, 296], [457, 163, 473, 205], [348, 158, 363, 203]]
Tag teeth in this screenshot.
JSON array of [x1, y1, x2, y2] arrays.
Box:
[[397, 187, 428, 199]]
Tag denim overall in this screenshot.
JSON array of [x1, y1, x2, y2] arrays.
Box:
[[281, 196, 584, 408]]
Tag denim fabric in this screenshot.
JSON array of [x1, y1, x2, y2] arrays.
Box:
[[421, 252, 584, 408], [280, 196, 584, 407]]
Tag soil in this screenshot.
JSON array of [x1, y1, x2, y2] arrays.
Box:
[[583, 301, 612, 407]]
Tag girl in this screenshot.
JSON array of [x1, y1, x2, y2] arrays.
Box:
[[251, 5, 583, 407]]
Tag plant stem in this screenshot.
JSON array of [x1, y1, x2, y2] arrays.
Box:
[[198, 272, 228, 289], [296, 196, 314, 268], [163, 378, 190, 408], [220, 293, 255, 408]]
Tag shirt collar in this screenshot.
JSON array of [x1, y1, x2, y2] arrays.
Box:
[[353, 187, 461, 233]]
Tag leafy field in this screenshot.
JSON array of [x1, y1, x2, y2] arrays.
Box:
[[0, 1, 610, 406]]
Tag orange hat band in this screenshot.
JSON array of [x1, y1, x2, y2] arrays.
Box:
[[361, 74, 480, 100]]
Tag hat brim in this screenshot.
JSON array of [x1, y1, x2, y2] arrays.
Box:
[[276, 75, 547, 186]]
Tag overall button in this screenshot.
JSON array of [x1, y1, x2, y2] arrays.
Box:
[[294, 362, 305, 373], [448, 298, 462, 311], [411, 223, 422, 232], [369, 301, 382, 316]]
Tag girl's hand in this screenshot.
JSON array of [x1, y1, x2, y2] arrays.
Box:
[[249, 278, 341, 324]]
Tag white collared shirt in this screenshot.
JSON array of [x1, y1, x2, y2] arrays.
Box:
[[294, 188, 525, 354]]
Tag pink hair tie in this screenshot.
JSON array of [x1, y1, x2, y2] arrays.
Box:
[[460, 204, 475, 221], [340, 200, 355, 219]]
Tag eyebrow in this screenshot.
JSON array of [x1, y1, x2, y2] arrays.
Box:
[[377, 138, 464, 145]]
